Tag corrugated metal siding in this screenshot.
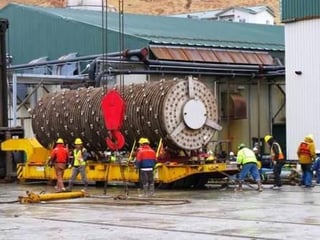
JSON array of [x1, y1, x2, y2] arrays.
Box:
[[150, 46, 274, 65], [281, 0, 320, 23], [285, 19, 320, 160]]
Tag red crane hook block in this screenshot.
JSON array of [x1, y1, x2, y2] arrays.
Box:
[[101, 90, 126, 150]]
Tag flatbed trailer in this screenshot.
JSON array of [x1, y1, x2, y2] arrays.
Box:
[[1, 138, 239, 188]]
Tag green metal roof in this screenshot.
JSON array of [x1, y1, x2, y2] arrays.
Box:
[[36, 4, 284, 50], [0, 4, 284, 65], [281, 0, 320, 23]]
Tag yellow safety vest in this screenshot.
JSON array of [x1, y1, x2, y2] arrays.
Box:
[[73, 148, 86, 166], [236, 148, 258, 165]]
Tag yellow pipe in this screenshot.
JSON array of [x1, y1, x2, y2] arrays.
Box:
[[39, 191, 85, 201], [19, 191, 85, 204]]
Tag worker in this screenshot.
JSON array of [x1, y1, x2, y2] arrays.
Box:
[[206, 150, 215, 162], [136, 137, 157, 197], [49, 138, 69, 192], [253, 147, 262, 170], [66, 138, 89, 192], [297, 134, 316, 188], [229, 151, 236, 162], [264, 135, 285, 190], [312, 149, 320, 185], [235, 143, 263, 192]]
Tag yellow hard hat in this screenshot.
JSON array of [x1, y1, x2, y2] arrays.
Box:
[[56, 138, 64, 144], [74, 138, 83, 145], [138, 137, 150, 144], [305, 134, 314, 142], [264, 135, 272, 143]]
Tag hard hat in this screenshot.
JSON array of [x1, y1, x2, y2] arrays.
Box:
[[264, 135, 272, 143], [305, 134, 314, 142], [207, 150, 213, 155], [56, 138, 64, 144], [138, 138, 150, 144], [229, 151, 234, 156], [253, 147, 258, 152], [238, 143, 246, 150], [74, 138, 83, 145], [316, 149, 320, 154]]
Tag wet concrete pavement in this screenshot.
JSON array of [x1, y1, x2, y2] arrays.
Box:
[[1, 183, 320, 240]]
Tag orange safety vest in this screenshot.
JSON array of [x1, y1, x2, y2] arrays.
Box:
[[298, 142, 311, 156], [271, 142, 284, 160]]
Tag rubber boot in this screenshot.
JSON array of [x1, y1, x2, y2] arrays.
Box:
[[143, 184, 148, 197], [257, 181, 263, 192], [82, 181, 88, 192], [149, 183, 155, 197], [66, 182, 73, 192], [235, 182, 243, 192]]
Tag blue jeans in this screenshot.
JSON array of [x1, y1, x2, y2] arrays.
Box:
[[301, 164, 313, 186], [239, 163, 261, 182], [68, 165, 88, 189], [316, 170, 320, 184]]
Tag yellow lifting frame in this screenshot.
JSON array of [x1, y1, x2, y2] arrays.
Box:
[[1, 138, 50, 164]]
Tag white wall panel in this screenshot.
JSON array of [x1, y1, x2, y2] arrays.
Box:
[[285, 19, 320, 160]]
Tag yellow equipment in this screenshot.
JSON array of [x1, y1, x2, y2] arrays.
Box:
[[1, 138, 239, 188], [19, 190, 86, 204]]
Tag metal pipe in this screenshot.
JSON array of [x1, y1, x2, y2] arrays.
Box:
[[12, 74, 17, 127], [146, 58, 285, 71], [101, 69, 284, 78], [19, 191, 86, 204], [9, 52, 124, 70]]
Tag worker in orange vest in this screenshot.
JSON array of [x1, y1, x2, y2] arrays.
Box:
[[297, 134, 316, 187], [49, 138, 69, 192], [136, 138, 157, 197]]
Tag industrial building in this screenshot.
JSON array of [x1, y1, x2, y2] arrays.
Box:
[[282, 0, 320, 160], [0, 3, 285, 148], [0, 3, 286, 182]]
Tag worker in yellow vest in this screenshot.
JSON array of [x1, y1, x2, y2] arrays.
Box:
[[66, 138, 89, 192], [236, 143, 263, 192]]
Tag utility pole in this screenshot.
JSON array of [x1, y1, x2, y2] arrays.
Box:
[[0, 18, 9, 127]]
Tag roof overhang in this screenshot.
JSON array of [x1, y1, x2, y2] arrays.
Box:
[[149, 45, 275, 65]]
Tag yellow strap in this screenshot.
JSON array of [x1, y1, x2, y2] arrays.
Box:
[[129, 140, 136, 161], [156, 138, 163, 159]]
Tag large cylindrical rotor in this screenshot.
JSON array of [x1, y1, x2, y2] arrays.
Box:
[[31, 78, 221, 151]]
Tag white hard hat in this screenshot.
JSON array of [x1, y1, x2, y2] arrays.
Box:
[[229, 151, 234, 156], [253, 147, 258, 151]]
